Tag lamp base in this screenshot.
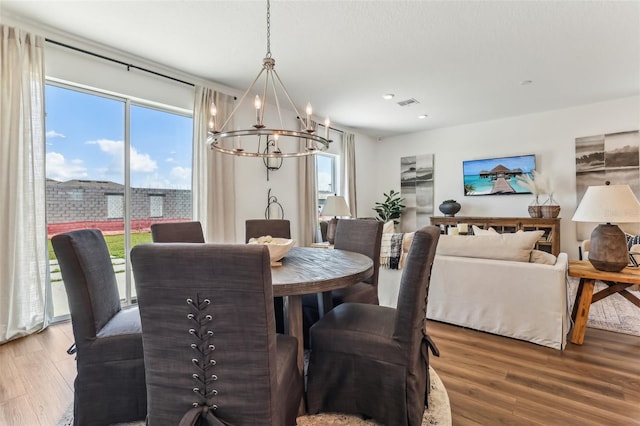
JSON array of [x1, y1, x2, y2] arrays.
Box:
[[326, 218, 339, 245], [588, 224, 629, 272]]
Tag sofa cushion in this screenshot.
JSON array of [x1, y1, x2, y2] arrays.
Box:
[[436, 230, 544, 262], [472, 225, 498, 235], [530, 249, 557, 265]]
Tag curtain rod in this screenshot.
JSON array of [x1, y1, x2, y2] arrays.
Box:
[[45, 38, 195, 87]]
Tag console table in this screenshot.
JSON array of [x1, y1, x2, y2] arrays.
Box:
[[430, 216, 561, 256]]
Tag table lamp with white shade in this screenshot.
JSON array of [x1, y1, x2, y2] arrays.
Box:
[[572, 183, 640, 272], [321, 195, 351, 244]]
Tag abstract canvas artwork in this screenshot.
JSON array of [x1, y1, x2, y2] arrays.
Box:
[[400, 154, 433, 232], [575, 130, 640, 240]]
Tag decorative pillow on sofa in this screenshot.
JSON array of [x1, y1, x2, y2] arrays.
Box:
[[472, 225, 498, 235], [383, 221, 395, 234], [436, 230, 544, 263], [625, 234, 640, 267], [529, 249, 557, 265]]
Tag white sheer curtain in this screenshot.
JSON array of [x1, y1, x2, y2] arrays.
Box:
[[0, 25, 48, 343], [193, 86, 236, 242], [343, 132, 358, 217], [298, 121, 319, 246]]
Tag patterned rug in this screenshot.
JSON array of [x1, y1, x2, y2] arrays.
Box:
[[57, 366, 451, 426], [567, 276, 640, 336]]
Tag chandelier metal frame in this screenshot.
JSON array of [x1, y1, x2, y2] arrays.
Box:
[[207, 0, 331, 158]]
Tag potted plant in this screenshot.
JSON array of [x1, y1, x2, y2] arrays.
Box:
[[373, 190, 406, 225]]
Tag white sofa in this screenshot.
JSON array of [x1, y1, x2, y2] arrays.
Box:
[[378, 231, 570, 350]]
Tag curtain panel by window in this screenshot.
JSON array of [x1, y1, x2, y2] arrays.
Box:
[[343, 132, 357, 217], [192, 86, 236, 242], [0, 25, 49, 343]]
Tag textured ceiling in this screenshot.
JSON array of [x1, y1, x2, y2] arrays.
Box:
[[2, 1, 639, 138]]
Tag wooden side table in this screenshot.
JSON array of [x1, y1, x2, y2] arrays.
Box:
[[569, 260, 640, 344]]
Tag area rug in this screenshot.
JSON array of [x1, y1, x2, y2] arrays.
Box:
[[57, 367, 451, 426], [567, 276, 640, 337]]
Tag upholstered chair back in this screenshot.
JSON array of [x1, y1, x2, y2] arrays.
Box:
[[151, 221, 205, 243], [52, 229, 123, 351], [333, 219, 383, 286], [131, 243, 302, 426], [245, 219, 291, 243], [305, 225, 441, 426], [52, 229, 146, 425]]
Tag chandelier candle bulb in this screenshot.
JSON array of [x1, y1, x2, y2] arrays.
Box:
[[324, 117, 330, 139], [306, 102, 312, 129], [209, 102, 217, 132], [255, 95, 262, 126], [274, 134, 280, 153]]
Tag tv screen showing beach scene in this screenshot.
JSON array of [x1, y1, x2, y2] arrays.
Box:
[[463, 154, 536, 196]]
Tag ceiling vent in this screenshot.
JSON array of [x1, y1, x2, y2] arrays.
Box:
[[397, 98, 420, 107]]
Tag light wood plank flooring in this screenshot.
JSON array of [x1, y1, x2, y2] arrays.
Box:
[[1, 320, 639, 425]]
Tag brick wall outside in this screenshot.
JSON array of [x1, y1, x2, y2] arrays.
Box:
[[46, 180, 191, 235]]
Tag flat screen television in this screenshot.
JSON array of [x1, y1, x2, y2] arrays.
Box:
[[463, 154, 536, 196]]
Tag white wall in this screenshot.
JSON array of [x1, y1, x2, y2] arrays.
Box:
[[376, 96, 640, 258]]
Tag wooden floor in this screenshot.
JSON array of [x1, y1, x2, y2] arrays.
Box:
[[1, 320, 639, 425]]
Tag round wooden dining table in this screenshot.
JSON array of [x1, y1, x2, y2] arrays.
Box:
[[270, 247, 373, 375]]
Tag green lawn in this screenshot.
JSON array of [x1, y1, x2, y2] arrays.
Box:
[[48, 232, 153, 260]]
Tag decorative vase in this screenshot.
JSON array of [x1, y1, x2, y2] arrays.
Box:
[[439, 200, 461, 217]]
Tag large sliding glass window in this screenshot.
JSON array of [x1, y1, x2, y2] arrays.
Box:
[[46, 82, 193, 320]]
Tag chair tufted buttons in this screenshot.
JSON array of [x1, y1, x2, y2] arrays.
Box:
[[211, 374, 218, 380], [187, 313, 195, 320], [208, 344, 215, 350], [189, 328, 196, 335], [192, 402, 199, 408], [205, 314, 213, 320], [191, 358, 199, 367], [210, 360, 216, 366], [190, 343, 197, 349], [192, 387, 200, 393], [207, 330, 214, 336], [203, 299, 211, 305], [212, 405, 218, 410], [186, 298, 194, 305], [192, 373, 199, 379]]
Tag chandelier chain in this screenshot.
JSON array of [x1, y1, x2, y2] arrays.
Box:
[[266, 0, 271, 58]]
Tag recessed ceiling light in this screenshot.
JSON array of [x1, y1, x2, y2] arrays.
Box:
[[520, 80, 533, 86], [418, 114, 428, 119], [382, 93, 395, 100]]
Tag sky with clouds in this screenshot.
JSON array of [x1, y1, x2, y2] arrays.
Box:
[[45, 84, 192, 189]]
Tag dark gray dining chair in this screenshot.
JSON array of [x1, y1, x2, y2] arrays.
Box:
[[302, 219, 383, 346], [150, 221, 205, 243], [245, 219, 291, 242], [245, 218, 292, 333], [306, 225, 441, 426], [131, 242, 303, 426], [52, 229, 146, 425]]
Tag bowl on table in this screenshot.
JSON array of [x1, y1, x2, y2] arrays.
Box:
[[247, 236, 295, 265]]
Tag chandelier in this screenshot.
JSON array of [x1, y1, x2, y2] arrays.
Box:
[[207, 0, 332, 158]]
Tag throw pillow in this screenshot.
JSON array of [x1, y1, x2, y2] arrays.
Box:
[[624, 234, 640, 267], [436, 230, 544, 262], [529, 249, 557, 265], [383, 221, 395, 234], [472, 225, 498, 235]]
